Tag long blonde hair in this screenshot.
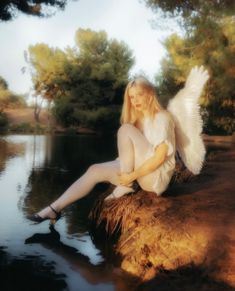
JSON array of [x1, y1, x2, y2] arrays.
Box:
[[120, 77, 163, 125]]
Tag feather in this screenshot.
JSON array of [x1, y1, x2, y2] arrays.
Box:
[[167, 66, 210, 174]]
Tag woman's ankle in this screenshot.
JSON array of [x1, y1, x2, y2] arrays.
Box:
[[37, 205, 57, 219]]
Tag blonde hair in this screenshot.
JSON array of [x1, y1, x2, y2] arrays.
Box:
[[120, 77, 163, 125]]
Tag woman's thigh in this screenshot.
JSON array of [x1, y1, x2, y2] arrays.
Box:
[[118, 124, 153, 168], [117, 124, 160, 191], [137, 171, 157, 192]]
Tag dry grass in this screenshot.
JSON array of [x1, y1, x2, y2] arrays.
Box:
[[89, 148, 235, 288], [4, 108, 52, 126]]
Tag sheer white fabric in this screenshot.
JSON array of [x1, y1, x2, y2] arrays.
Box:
[[142, 110, 176, 195]]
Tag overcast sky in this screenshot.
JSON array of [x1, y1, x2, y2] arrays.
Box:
[[0, 0, 179, 95]]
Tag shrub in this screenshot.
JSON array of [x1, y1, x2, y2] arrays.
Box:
[[73, 106, 121, 132], [0, 110, 9, 130], [65, 127, 77, 135], [9, 122, 47, 134], [9, 122, 33, 133]]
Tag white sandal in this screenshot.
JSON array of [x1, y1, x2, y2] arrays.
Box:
[[104, 192, 117, 201]]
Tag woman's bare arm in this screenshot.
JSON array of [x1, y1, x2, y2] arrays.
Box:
[[118, 143, 168, 186], [130, 142, 168, 180]]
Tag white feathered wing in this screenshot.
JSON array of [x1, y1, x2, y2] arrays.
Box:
[[167, 66, 210, 175]]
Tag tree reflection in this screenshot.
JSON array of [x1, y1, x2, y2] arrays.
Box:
[[0, 246, 67, 291], [0, 138, 25, 174]]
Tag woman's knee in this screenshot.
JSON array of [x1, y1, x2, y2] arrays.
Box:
[[118, 123, 136, 137], [86, 163, 112, 183], [86, 163, 101, 175], [86, 162, 120, 185]]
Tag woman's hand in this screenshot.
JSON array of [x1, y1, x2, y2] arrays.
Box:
[[118, 172, 137, 186]]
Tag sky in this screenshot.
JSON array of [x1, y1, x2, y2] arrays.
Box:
[[0, 0, 179, 96]]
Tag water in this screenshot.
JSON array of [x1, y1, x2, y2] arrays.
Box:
[[0, 134, 131, 291]]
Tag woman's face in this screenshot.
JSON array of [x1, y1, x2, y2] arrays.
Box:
[[128, 85, 149, 112]]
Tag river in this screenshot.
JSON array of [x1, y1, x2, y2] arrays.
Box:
[[0, 134, 132, 291]]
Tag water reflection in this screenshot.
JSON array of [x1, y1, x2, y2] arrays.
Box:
[[0, 246, 67, 291], [0, 134, 134, 291], [1, 134, 232, 290], [23, 134, 116, 235], [24, 225, 128, 290], [0, 137, 25, 174]]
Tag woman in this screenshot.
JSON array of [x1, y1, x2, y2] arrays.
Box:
[[28, 77, 176, 225]]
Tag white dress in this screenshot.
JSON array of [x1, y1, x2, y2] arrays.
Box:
[[141, 110, 176, 195]]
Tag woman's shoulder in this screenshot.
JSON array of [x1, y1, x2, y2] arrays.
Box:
[[154, 110, 175, 127], [144, 110, 172, 125], [155, 109, 171, 120]]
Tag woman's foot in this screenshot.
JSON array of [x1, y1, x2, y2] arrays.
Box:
[[105, 185, 134, 201], [27, 205, 61, 225]]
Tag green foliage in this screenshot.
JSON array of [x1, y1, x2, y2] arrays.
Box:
[[65, 127, 78, 135], [54, 102, 121, 132], [9, 122, 47, 134], [0, 76, 27, 110], [75, 29, 134, 88], [0, 91, 26, 109], [27, 29, 134, 130], [145, 0, 235, 134], [0, 0, 68, 21], [73, 106, 121, 132], [144, 0, 235, 19], [52, 95, 75, 127], [27, 44, 68, 102], [9, 122, 33, 133], [156, 16, 235, 134], [0, 77, 8, 90]]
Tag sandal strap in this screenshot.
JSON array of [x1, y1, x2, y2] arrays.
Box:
[[49, 205, 59, 216]]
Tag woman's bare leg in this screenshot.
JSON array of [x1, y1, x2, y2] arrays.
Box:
[[36, 160, 121, 218], [36, 123, 153, 218], [106, 123, 153, 199], [117, 123, 152, 172]]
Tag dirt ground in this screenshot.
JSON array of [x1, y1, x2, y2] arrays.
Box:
[[4, 108, 52, 126], [90, 142, 235, 290]]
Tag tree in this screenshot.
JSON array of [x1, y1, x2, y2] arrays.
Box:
[[26, 43, 69, 122], [0, 0, 69, 21], [144, 0, 235, 19], [144, 0, 235, 134], [73, 29, 134, 106], [0, 76, 26, 110], [0, 76, 8, 90], [27, 29, 135, 129]]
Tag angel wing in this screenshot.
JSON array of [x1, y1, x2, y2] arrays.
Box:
[[167, 66, 210, 174]]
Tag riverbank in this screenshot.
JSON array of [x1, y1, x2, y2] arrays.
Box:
[[3, 108, 97, 135], [89, 144, 235, 290], [3, 108, 235, 138]]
